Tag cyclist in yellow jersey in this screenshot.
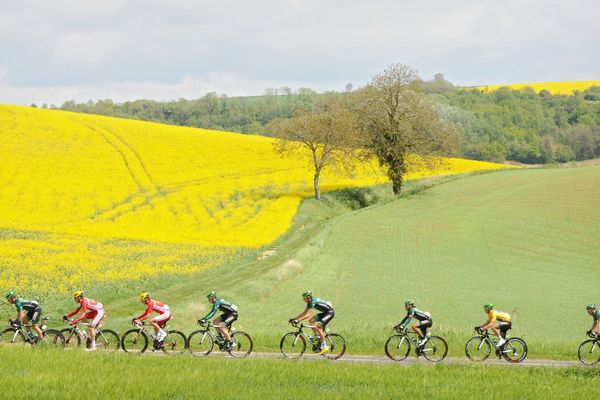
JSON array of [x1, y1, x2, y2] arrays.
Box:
[[479, 303, 511, 347]]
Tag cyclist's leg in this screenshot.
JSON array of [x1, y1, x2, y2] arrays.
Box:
[[222, 313, 237, 341], [88, 310, 106, 347], [27, 309, 44, 339], [318, 312, 334, 344], [417, 320, 432, 343], [152, 312, 171, 341], [411, 323, 423, 338], [310, 314, 326, 343], [499, 321, 511, 339]]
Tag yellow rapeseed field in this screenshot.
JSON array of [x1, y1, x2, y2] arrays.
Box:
[[474, 80, 600, 95], [0, 104, 510, 292]]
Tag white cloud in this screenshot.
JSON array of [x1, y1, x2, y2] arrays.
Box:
[[0, 0, 598, 104]]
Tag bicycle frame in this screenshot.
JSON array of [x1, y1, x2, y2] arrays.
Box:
[[290, 322, 323, 347], [5, 318, 49, 343], [197, 321, 235, 347], [475, 329, 515, 355]]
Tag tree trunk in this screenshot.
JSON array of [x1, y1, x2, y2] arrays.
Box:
[[392, 176, 403, 195], [313, 171, 321, 201]]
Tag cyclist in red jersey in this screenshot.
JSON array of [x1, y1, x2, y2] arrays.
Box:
[[64, 290, 105, 351], [133, 293, 171, 346]]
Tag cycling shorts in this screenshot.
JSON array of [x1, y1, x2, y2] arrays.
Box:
[[216, 313, 238, 328], [498, 321, 512, 337], [25, 307, 42, 324], [84, 309, 105, 328], [316, 312, 334, 328], [152, 311, 172, 328], [417, 319, 433, 330]]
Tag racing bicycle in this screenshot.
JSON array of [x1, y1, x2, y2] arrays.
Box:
[[121, 321, 187, 354], [280, 321, 346, 360], [465, 327, 528, 363], [60, 318, 120, 351], [578, 331, 600, 366], [384, 326, 448, 362], [0, 318, 65, 348], [187, 320, 253, 358]]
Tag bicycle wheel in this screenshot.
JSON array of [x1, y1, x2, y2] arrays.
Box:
[[0, 328, 27, 346], [59, 328, 82, 348], [229, 331, 253, 358], [38, 329, 65, 348], [121, 329, 148, 353], [384, 334, 411, 361], [465, 336, 491, 362], [323, 333, 346, 360], [187, 330, 214, 356], [502, 337, 527, 363], [96, 329, 120, 351], [422, 336, 448, 363], [163, 330, 188, 354], [578, 339, 600, 366], [280, 332, 306, 359]]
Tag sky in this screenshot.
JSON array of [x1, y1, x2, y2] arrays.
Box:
[[1, 0, 599, 105]]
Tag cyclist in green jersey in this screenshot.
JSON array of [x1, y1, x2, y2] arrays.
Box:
[[396, 300, 432, 349], [199, 291, 238, 351], [586, 304, 600, 336], [5, 290, 44, 342], [289, 291, 334, 354]]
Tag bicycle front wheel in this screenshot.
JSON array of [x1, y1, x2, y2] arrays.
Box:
[[60, 328, 82, 348], [465, 336, 491, 362], [0, 328, 27, 346], [384, 334, 411, 361], [187, 330, 214, 356], [578, 339, 600, 366], [502, 337, 527, 363], [229, 331, 253, 358], [280, 332, 306, 359], [38, 329, 65, 348], [96, 329, 120, 351], [163, 330, 188, 354], [323, 333, 346, 360], [422, 336, 448, 363], [121, 329, 148, 353]]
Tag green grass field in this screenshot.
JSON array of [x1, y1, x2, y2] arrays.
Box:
[[1, 347, 599, 399], [2, 166, 599, 360]]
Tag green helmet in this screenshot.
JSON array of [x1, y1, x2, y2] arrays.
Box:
[[484, 303, 494, 310], [302, 290, 312, 298], [404, 300, 415, 306], [5, 290, 15, 299], [586, 304, 596, 310], [206, 290, 217, 299]]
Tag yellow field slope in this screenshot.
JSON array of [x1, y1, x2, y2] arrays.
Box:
[[475, 80, 600, 95], [0, 105, 508, 291]]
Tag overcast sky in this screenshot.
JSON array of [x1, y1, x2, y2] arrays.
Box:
[[1, 0, 599, 105]]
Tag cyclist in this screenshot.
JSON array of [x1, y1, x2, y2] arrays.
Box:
[[133, 293, 171, 348], [5, 290, 44, 343], [65, 290, 105, 351], [585, 304, 600, 336], [479, 303, 511, 347], [289, 291, 334, 354], [199, 291, 238, 351], [396, 300, 432, 350]]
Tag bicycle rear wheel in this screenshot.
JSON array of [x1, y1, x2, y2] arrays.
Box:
[[163, 330, 188, 354], [187, 330, 214, 356], [38, 329, 65, 348], [465, 336, 491, 362], [280, 332, 306, 359], [578, 339, 600, 366], [422, 336, 448, 362], [384, 334, 411, 361], [96, 329, 120, 351], [121, 329, 148, 353], [60, 328, 82, 348], [502, 337, 527, 363], [229, 331, 253, 358], [0, 328, 27, 346], [323, 333, 346, 360]]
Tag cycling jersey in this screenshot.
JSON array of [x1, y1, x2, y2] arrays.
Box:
[[306, 298, 333, 313], [593, 310, 600, 321], [136, 299, 170, 321], [204, 298, 238, 320], [68, 298, 104, 322], [400, 307, 431, 328], [487, 309, 511, 323], [14, 298, 40, 313]]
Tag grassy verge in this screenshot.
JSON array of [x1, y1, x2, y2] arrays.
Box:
[[1, 347, 599, 399]]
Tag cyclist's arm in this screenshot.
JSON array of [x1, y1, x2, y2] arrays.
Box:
[[293, 308, 312, 321], [73, 300, 89, 322], [16, 310, 25, 322], [67, 305, 82, 319], [136, 303, 153, 322], [203, 301, 220, 320], [593, 319, 600, 334], [399, 314, 412, 329]]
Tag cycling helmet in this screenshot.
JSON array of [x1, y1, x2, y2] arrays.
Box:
[[206, 290, 217, 299], [73, 290, 84, 299], [586, 304, 597, 310], [140, 292, 150, 301], [302, 290, 312, 298], [5, 290, 15, 299], [483, 303, 494, 310], [404, 300, 415, 306]]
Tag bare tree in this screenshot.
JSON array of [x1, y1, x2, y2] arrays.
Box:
[[267, 97, 364, 200], [354, 63, 460, 194]]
